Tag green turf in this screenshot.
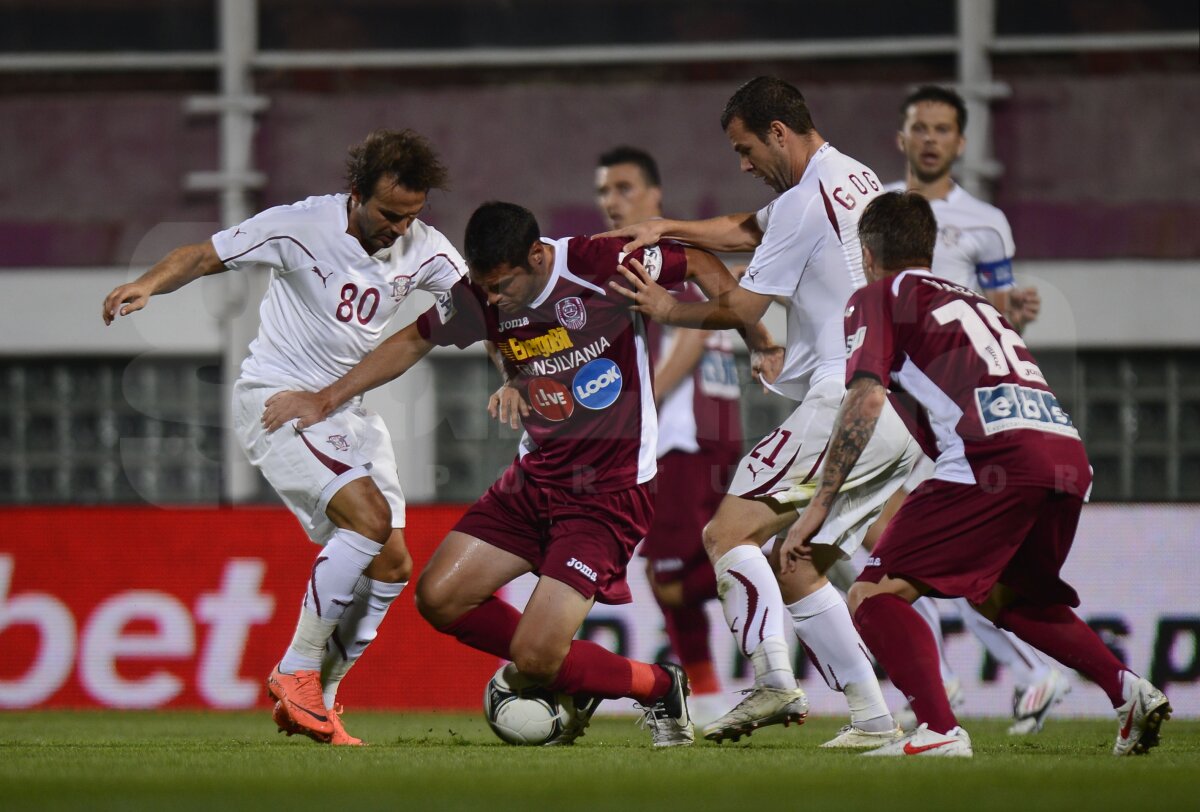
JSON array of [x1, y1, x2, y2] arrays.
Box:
[[0, 711, 1194, 812]]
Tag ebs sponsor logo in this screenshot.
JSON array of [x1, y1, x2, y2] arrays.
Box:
[[572, 358, 622, 410]]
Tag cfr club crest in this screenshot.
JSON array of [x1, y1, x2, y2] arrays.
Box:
[[554, 296, 587, 330]]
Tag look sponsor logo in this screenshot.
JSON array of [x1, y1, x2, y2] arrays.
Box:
[[528, 377, 574, 421], [572, 358, 622, 410]]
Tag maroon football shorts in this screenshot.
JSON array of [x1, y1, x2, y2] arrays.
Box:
[[858, 478, 1083, 607], [453, 462, 654, 605], [642, 443, 740, 583]]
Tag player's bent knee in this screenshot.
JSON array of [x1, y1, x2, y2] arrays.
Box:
[[701, 520, 734, 560], [413, 574, 454, 629], [509, 641, 566, 685]]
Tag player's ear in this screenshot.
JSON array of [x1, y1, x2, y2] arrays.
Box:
[[527, 240, 545, 269], [895, 130, 906, 154], [769, 119, 788, 147], [954, 134, 967, 159]]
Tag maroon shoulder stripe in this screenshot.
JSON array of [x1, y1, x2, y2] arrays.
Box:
[[416, 252, 462, 274], [220, 235, 317, 264], [819, 182, 843, 243]]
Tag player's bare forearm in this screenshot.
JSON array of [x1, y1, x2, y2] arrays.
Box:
[[601, 212, 761, 253], [661, 212, 763, 253], [102, 241, 225, 324], [811, 376, 887, 510], [322, 322, 435, 412], [681, 247, 772, 332]]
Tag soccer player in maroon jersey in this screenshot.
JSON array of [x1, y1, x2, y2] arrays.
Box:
[[596, 146, 742, 726], [780, 191, 1171, 757], [263, 200, 778, 746]]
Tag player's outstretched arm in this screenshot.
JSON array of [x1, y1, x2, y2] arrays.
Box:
[[101, 241, 225, 325], [597, 212, 763, 254], [261, 321, 435, 431], [779, 375, 887, 572]]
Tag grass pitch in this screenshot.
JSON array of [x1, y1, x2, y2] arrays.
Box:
[[0, 711, 1195, 812]]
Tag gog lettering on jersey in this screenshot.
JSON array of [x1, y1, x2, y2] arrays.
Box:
[[211, 194, 465, 392], [416, 236, 688, 492], [844, 269, 1090, 497]]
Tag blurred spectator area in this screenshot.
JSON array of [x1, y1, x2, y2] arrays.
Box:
[[0, 2, 1197, 266]]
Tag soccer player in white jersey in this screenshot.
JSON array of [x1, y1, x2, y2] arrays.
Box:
[[609, 77, 916, 746], [101, 129, 465, 745], [893, 85, 1039, 332], [887, 86, 1068, 735]]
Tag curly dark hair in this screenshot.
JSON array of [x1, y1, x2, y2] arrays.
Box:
[[344, 128, 449, 199]]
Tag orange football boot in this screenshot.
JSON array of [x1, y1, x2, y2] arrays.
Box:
[[327, 704, 365, 746], [267, 665, 333, 741]]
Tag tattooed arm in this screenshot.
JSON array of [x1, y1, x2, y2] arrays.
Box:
[[779, 375, 888, 573]]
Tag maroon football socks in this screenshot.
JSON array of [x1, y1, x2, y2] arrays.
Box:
[[854, 592, 959, 735], [997, 602, 1126, 706]]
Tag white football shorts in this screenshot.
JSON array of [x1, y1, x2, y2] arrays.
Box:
[[233, 380, 406, 545], [728, 375, 919, 556]]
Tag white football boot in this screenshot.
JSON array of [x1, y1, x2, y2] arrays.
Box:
[[702, 685, 808, 743], [1112, 677, 1171, 756], [636, 663, 694, 747], [1008, 668, 1071, 735], [861, 723, 973, 758]]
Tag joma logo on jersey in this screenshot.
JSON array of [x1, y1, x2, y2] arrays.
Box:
[[504, 327, 574, 361], [499, 316, 530, 332], [572, 358, 622, 410], [565, 557, 598, 582]]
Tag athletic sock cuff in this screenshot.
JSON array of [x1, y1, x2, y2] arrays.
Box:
[[786, 582, 844, 621], [714, 543, 765, 577], [329, 527, 384, 560]]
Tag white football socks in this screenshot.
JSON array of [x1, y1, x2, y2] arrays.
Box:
[[321, 575, 407, 708], [279, 528, 382, 674], [958, 597, 1049, 686], [714, 545, 794, 690], [788, 582, 893, 731], [912, 596, 956, 683]]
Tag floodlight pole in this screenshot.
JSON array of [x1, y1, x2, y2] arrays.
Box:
[[183, 0, 267, 503], [956, 0, 1006, 201]]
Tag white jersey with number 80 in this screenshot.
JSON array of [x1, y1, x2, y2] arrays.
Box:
[[211, 193, 465, 392]]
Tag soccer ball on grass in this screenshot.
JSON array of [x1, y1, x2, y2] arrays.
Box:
[[483, 664, 569, 746]]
